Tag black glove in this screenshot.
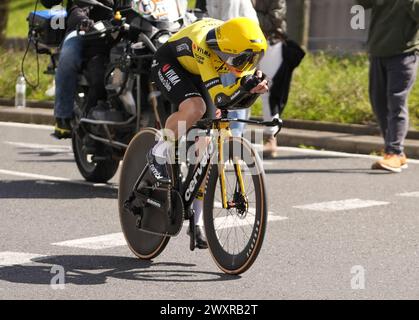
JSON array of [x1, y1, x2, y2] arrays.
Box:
[[78, 19, 95, 32], [240, 71, 267, 92]]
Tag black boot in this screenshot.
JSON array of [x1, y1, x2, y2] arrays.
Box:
[[188, 225, 208, 249], [52, 118, 72, 139]]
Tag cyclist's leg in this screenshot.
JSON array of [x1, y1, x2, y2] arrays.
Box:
[[165, 97, 206, 139], [187, 130, 209, 248], [149, 44, 206, 180], [150, 46, 209, 247], [191, 135, 209, 230], [189, 83, 216, 247], [149, 96, 206, 171]]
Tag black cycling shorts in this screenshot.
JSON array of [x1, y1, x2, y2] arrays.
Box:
[[151, 42, 213, 114]]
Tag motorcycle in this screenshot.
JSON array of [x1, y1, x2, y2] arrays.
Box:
[[27, 0, 190, 182]]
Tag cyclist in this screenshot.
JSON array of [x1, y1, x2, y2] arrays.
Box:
[[148, 17, 269, 248]]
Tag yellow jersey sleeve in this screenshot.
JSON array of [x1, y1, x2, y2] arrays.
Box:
[[197, 55, 255, 108]]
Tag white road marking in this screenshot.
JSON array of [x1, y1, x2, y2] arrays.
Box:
[[293, 198, 389, 212], [396, 192, 419, 198], [4, 141, 72, 154], [52, 233, 126, 250], [0, 251, 45, 267], [0, 121, 53, 130], [0, 169, 118, 189], [0, 169, 69, 181]]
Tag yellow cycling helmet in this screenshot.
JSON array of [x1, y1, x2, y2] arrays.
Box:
[[206, 17, 267, 72]]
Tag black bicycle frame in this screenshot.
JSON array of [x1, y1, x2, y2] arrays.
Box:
[[174, 132, 217, 211]]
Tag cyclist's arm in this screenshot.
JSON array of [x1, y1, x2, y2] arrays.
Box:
[[198, 62, 257, 109]]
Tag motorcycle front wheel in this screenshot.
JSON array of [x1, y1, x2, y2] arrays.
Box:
[[72, 131, 120, 183]]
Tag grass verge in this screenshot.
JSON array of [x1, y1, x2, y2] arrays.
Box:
[[0, 47, 51, 101], [6, 0, 46, 38]]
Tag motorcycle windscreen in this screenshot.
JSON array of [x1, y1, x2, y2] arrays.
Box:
[[131, 0, 187, 22]]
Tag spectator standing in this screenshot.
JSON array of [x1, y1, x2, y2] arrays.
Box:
[[357, 0, 419, 172], [252, 0, 287, 158]]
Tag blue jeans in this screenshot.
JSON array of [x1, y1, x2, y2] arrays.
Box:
[[229, 109, 249, 137], [54, 35, 83, 119]]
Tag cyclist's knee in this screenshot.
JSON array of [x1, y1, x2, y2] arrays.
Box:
[[179, 97, 206, 120]]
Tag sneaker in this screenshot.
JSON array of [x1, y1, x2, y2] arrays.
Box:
[[187, 225, 208, 249], [400, 153, 408, 169], [52, 118, 72, 139], [371, 154, 403, 173], [263, 135, 278, 158], [146, 149, 171, 185]]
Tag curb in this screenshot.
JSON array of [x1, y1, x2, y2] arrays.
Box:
[[1, 105, 419, 159], [0, 106, 54, 125], [281, 119, 419, 140], [0, 98, 54, 109]]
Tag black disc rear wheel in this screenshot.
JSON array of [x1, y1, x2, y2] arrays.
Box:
[[118, 128, 170, 259]]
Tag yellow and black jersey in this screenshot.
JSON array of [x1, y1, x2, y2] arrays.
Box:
[[165, 18, 256, 108]]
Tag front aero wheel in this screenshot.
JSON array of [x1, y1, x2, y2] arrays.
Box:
[[204, 137, 267, 275]]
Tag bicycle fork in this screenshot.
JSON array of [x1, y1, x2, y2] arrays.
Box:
[[217, 121, 246, 210]]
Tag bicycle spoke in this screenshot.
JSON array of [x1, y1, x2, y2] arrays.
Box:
[[222, 223, 234, 253], [215, 210, 231, 232], [234, 215, 240, 254]]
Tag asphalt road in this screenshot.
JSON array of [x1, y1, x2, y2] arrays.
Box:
[[0, 121, 418, 300]]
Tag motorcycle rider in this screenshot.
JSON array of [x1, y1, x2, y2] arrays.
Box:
[[40, 0, 115, 138], [148, 17, 269, 248]]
